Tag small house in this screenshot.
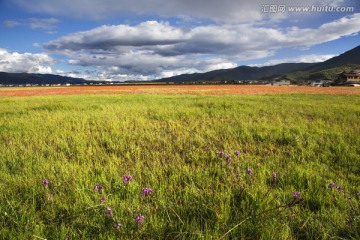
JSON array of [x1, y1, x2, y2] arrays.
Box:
[[336, 70, 360, 84], [310, 79, 332, 87], [270, 78, 291, 86]]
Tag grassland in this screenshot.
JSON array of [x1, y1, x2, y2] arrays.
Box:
[[0, 93, 359, 239]]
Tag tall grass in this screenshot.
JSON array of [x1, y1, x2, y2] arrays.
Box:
[[0, 93, 359, 239]]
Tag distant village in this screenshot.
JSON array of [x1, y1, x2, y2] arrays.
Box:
[[1, 69, 360, 87], [0, 82, 105, 88], [172, 69, 360, 87]]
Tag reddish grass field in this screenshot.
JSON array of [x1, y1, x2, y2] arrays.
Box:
[[0, 85, 359, 96]]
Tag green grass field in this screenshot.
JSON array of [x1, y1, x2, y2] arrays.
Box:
[[0, 93, 359, 239]]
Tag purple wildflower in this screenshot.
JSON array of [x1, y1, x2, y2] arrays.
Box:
[[123, 174, 133, 183], [94, 183, 103, 192], [293, 191, 301, 199], [337, 187, 344, 193], [225, 154, 233, 163], [114, 223, 122, 229], [142, 188, 153, 196], [356, 192, 360, 197], [42, 179, 49, 186], [246, 169, 253, 174], [272, 172, 277, 179], [105, 207, 113, 218], [234, 150, 240, 156], [135, 215, 145, 225], [105, 207, 112, 215], [328, 183, 337, 189], [217, 151, 225, 158], [100, 196, 106, 203]]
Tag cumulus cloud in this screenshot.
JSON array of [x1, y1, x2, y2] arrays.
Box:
[[44, 21, 280, 59], [0, 48, 54, 74], [45, 13, 360, 54], [45, 21, 185, 51], [41, 13, 360, 80]]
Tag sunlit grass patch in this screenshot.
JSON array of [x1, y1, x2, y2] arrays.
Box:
[[0, 93, 359, 239]]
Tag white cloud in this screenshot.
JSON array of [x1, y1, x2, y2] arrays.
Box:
[[45, 13, 360, 56], [45, 21, 185, 51], [44, 21, 281, 59], [252, 54, 336, 66], [0, 48, 54, 74], [284, 13, 360, 46], [29, 65, 53, 74]]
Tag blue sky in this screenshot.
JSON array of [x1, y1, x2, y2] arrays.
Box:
[[0, 0, 359, 81]]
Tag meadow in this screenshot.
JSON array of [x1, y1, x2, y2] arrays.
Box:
[[0, 91, 359, 239]]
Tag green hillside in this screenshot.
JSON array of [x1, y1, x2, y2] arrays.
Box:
[[0, 72, 88, 85], [285, 64, 360, 82]]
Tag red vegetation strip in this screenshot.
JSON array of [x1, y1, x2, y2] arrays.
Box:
[[0, 85, 359, 97]]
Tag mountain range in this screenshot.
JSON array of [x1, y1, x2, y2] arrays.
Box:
[[0, 72, 89, 85], [0, 45, 359, 85], [156, 45, 360, 83]]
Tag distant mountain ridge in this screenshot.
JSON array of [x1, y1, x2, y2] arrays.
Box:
[[156, 45, 360, 83], [0, 72, 88, 85], [156, 63, 315, 83]]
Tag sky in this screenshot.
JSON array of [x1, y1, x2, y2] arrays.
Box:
[[0, 0, 359, 81]]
